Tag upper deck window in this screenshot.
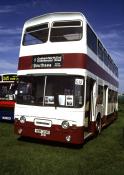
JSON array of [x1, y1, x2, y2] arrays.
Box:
[[23, 23, 49, 45], [87, 24, 97, 54], [52, 21, 81, 27], [50, 20, 82, 42], [98, 40, 104, 61]]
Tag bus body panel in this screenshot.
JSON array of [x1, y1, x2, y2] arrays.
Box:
[[14, 104, 85, 126], [14, 12, 118, 144], [14, 104, 85, 144]]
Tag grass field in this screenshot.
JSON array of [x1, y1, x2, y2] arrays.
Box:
[[0, 104, 124, 175]]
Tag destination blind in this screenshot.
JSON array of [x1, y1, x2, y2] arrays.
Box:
[[2, 75, 18, 82], [32, 54, 63, 68]]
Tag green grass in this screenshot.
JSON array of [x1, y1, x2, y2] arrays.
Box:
[[118, 95, 124, 104], [0, 104, 124, 175]]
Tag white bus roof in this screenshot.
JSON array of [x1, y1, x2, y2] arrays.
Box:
[[24, 12, 86, 28]]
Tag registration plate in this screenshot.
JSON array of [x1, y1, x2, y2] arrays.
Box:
[[35, 129, 50, 136], [2, 116, 11, 120]]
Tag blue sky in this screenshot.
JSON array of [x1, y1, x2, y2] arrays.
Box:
[[0, 0, 124, 93]]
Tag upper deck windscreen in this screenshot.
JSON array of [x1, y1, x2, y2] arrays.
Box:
[[23, 23, 49, 45], [50, 21, 82, 42], [23, 20, 83, 45]]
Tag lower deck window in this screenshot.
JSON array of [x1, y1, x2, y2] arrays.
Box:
[[17, 75, 84, 108]]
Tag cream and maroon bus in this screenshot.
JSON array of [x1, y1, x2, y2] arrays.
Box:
[[14, 12, 118, 144]]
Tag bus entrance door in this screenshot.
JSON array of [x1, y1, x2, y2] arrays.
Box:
[[102, 85, 108, 126], [84, 78, 96, 138]]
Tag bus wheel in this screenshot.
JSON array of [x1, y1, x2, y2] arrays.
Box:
[[96, 116, 102, 135]]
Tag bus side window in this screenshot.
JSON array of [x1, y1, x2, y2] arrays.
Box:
[[97, 85, 103, 104]]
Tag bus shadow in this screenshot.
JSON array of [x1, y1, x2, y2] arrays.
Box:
[[0, 120, 14, 124], [17, 121, 116, 149], [17, 136, 84, 149]]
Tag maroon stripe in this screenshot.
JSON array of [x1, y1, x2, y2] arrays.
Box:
[[18, 56, 32, 70], [0, 101, 15, 108], [86, 55, 118, 87], [63, 53, 87, 68], [14, 121, 84, 144], [18, 53, 118, 87]]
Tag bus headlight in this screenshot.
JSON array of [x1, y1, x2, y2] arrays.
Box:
[[61, 120, 69, 129], [20, 116, 26, 124]]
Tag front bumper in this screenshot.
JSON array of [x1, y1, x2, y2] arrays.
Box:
[[14, 120, 84, 144]]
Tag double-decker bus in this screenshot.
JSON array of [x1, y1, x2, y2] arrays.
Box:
[[14, 12, 118, 144], [0, 73, 18, 122]]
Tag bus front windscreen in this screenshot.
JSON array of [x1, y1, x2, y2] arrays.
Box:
[[0, 83, 17, 101], [17, 75, 84, 108]]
